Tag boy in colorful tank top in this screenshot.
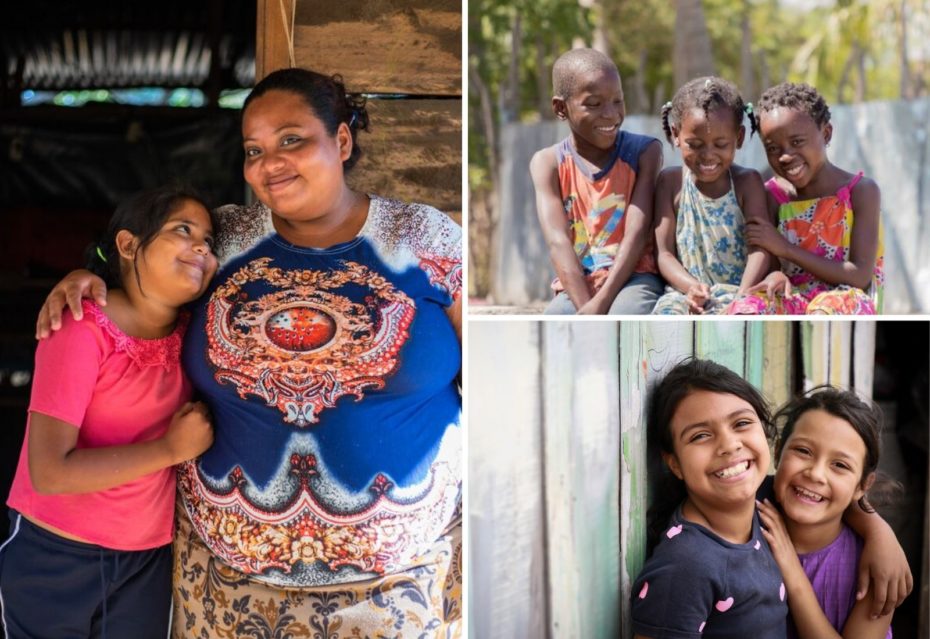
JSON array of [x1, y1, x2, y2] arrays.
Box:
[[727, 82, 883, 315], [530, 48, 663, 314]]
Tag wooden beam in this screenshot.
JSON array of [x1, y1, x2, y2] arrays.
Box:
[[256, 0, 294, 81]]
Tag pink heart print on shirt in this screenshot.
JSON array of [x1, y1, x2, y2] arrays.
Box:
[[715, 597, 734, 612], [754, 540, 761, 550], [780, 582, 785, 601], [666, 524, 683, 539], [638, 582, 649, 599]]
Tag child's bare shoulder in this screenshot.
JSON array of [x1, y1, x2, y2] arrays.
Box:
[[637, 137, 663, 167], [849, 175, 880, 214], [530, 144, 558, 169], [731, 165, 765, 190], [655, 166, 683, 190], [850, 174, 880, 197], [529, 144, 559, 186]]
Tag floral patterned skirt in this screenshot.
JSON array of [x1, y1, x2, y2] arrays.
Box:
[[727, 286, 875, 315], [171, 500, 462, 639], [652, 284, 739, 315]]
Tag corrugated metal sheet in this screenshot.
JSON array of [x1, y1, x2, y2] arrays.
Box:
[[1, 0, 255, 90]]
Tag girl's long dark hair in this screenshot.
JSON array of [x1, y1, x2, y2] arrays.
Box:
[[646, 358, 775, 554]]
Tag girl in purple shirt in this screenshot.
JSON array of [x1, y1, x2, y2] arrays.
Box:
[[759, 387, 896, 638]]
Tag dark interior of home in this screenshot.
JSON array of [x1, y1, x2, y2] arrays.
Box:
[[0, 0, 255, 528]]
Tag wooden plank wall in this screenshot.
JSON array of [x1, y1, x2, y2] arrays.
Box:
[[291, 0, 462, 220], [470, 320, 877, 638], [469, 321, 547, 639]]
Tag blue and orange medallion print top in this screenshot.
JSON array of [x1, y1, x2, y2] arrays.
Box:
[[555, 130, 659, 283], [181, 196, 462, 588]]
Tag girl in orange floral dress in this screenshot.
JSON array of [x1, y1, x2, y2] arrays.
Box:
[[728, 82, 883, 314]]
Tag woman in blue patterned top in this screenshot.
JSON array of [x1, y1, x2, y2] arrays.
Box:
[[37, 68, 461, 638]]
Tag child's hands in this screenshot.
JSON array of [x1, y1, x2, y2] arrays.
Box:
[[745, 219, 788, 257], [164, 402, 214, 463], [685, 283, 711, 314], [745, 271, 792, 298], [757, 499, 804, 579], [577, 294, 610, 315], [858, 522, 914, 618]]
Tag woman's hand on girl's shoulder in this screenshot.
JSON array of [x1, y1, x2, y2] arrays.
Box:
[[36, 270, 108, 339]]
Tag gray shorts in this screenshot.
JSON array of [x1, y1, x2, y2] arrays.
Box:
[[543, 272, 663, 315]]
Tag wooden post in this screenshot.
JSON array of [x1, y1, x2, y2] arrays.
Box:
[[542, 322, 621, 638], [469, 321, 547, 639], [619, 321, 695, 639], [256, 0, 294, 81]]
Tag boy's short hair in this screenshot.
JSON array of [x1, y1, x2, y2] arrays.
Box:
[[552, 48, 620, 99]]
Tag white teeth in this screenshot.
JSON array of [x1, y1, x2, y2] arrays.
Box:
[[794, 486, 824, 502], [786, 165, 804, 176], [715, 461, 749, 478]]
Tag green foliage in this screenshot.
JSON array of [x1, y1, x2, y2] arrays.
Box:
[[468, 0, 594, 192]]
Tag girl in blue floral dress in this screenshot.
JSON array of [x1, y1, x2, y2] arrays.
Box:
[[652, 77, 772, 314]]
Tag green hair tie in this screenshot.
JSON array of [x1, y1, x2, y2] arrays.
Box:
[[745, 102, 754, 114], [96, 246, 108, 263], [662, 101, 673, 110]]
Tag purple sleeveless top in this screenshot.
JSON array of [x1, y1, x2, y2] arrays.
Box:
[[787, 524, 892, 638]]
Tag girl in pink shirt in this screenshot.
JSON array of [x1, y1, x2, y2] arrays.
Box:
[[0, 186, 217, 638]]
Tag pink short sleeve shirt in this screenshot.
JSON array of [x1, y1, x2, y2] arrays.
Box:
[[7, 301, 191, 550]]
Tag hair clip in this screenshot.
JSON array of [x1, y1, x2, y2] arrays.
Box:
[[705, 78, 712, 88], [349, 111, 358, 128], [96, 246, 108, 263]]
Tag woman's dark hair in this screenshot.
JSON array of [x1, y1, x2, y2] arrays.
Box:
[[646, 358, 774, 553], [757, 81, 831, 129], [243, 68, 370, 172], [774, 386, 890, 513], [661, 76, 758, 145], [86, 185, 212, 290]]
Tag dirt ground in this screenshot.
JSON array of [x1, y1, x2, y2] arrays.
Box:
[[468, 299, 546, 315]]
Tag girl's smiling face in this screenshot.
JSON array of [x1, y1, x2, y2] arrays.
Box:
[[131, 199, 218, 304], [759, 107, 832, 190], [664, 390, 771, 513], [674, 106, 744, 188], [774, 409, 870, 530]]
